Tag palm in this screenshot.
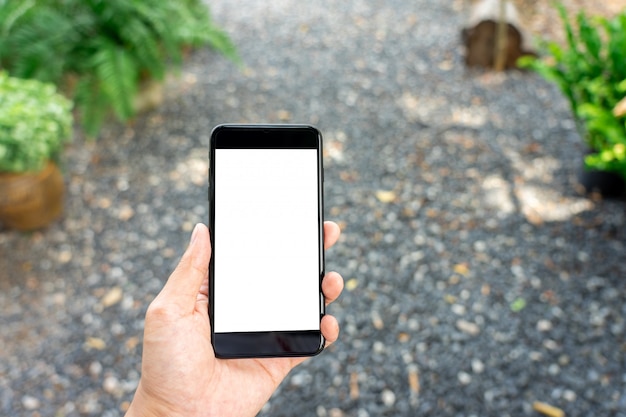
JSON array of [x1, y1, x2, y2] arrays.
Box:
[[199, 303, 304, 415], [127, 222, 342, 417]]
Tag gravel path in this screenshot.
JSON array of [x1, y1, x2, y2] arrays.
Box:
[[1, 1, 625, 416]]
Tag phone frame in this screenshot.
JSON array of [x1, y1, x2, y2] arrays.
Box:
[[209, 124, 325, 358]]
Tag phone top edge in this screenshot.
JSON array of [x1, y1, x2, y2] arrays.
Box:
[[211, 124, 322, 149], [211, 123, 320, 130]]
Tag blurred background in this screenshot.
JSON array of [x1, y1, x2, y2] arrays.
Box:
[[1, 0, 626, 416]]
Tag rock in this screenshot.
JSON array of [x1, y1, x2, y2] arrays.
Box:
[[381, 389, 396, 407], [471, 358, 485, 374], [103, 375, 121, 395], [89, 361, 103, 376], [21, 395, 40, 410], [458, 371, 472, 385], [457, 319, 481, 336], [537, 319, 553, 332]]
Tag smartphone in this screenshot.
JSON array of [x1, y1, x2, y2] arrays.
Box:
[[209, 124, 325, 358]]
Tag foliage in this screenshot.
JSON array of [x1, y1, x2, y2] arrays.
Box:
[[519, 5, 626, 180], [0, 0, 238, 137], [0, 72, 73, 173]]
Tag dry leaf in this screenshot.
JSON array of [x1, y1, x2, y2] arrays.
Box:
[[408, 367, 420, 394], [349, 372, 359, 399], [58, 250, 72, 264], [481, 284, 491, 296], [98, 197, 112, 209], [444, 294, 457, 304], [125, 336, 140, 350], [397, 332, 410, 343], [102, 287, 123, 308], [118, 205, 135, 221], [371, 310, 384, 330], [276, 110, 291, 121], [345, 278, 358, 291], [375, 190, 396, 203], [532, 401, 565, 417], [85, 337, 106, 350], [453, 263, 470, 276]]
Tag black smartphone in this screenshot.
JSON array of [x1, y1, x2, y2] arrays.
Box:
[[209, 124, 325, 358]]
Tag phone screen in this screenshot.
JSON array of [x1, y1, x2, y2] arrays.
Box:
[[209, 125, 324, 358]]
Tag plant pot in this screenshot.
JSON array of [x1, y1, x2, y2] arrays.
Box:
[[578, 168, 626, 199], [133, 78, 164, 114], [0, 162, 65, 230]]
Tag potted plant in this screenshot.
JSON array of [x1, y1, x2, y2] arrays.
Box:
[[519, 5, 626, 197], [0, 72, 73, 230], [0, 0, 238, 138]]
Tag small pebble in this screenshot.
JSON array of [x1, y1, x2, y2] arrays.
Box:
[[381, 389, 396, 406], [103, 375, 121, 394], [458, 372, 472, 385], [537, 319, 553, 332], [563, 390, 577, 402], [89, 361, 103, 376], [451, 304, 466, 315], [22, 395, 40, 410], [471, 358, 485, 374], [329, 408, 344, 417], [457, 319, 481, 336]]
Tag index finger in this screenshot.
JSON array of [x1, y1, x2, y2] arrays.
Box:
[[324, 221, 341, 250]]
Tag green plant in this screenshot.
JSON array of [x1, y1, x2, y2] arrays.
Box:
[[0, 0, 238, 137], [519, 5, 626, 180], [0, 71, 73, 173]]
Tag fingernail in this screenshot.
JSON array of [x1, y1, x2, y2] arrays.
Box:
[[190, 223, 201, 245]]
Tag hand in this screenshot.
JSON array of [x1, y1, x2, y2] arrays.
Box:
[[125, 222, 343, 417]]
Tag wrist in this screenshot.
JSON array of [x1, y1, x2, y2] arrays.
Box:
[[125, 381, 179, 417]]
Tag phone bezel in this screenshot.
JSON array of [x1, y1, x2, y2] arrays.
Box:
[[209, 124, 325, 358]]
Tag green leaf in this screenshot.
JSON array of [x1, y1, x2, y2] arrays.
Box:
[[510, 298, 527, 313], [577, 12, 602, 63], [606, 15, 626, 81], [0, 72, 73, 172], [91, 41, 137, 121], [557, 3, 578, 56], [0, 0, 238, 138]]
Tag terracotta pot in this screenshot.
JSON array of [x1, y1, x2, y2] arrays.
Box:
[[0, 162, 65, 230]]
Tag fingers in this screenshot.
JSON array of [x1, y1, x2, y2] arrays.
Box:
[[155, 223, 211, 313], [321, 315, 340, 346], [322, 271, 343, 306], [322, 222, 342, 347], [323, 221, 341, 250]]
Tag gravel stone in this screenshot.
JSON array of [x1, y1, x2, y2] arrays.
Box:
[[458, 371, 472, 386], [381, 389, 396, 407], [21, 396, 39, 410]]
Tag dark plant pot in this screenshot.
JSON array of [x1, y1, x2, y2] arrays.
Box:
[[578, 168, 626, 199], [0, 162, 65, 230]]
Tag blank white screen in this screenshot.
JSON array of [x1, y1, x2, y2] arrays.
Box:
[[213, 148, 320, 333]]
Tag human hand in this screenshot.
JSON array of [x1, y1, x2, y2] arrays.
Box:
[[125, 222, 343, 417]]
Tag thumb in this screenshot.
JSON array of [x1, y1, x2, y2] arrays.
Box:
[[157, 223, 211, 313]]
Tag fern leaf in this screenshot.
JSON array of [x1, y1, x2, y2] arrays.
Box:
[[91, 41, 137, 121]]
